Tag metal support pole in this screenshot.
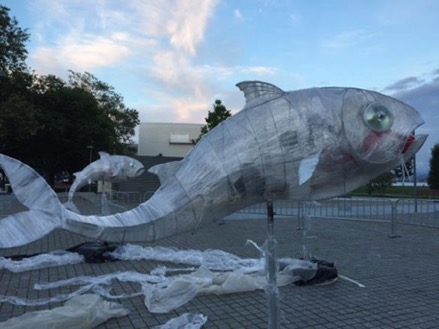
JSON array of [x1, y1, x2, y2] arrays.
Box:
[[413, 154, 418, 213], [301, 202, 311, 260], [388, 199, 401, 238], [86, 145, 94, 192], [297, 200, 304, 230], [266, 199, 280, 329]]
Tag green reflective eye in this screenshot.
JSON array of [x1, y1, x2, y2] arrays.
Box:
[[363, 104, 393, 132]]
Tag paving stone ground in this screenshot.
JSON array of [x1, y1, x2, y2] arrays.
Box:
[[0, 214, 438, 328]]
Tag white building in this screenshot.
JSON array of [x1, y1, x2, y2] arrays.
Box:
[[138, 122, 203, 157]]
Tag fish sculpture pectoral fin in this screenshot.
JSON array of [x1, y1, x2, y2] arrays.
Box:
[[299, 152, 321, 185]]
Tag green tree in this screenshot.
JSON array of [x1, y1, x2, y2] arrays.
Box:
[[68, 71, 139, 151], [0, 7, 140, 186], [0, 94, 39, 151], [0, 5, 30, 73], [366, 172, 394, 195], [427, 144, 439, 190], [0, 5, 35, 151], [19, 75, 116, 186], [193, 99, 231, 144]]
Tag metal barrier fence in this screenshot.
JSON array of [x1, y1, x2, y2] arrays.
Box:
[[238, 197, 439, 229], [1, 192, 438, 231], [0, 191, 143, 217]]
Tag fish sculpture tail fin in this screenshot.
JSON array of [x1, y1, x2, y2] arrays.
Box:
[[0, 153, 63, 248]]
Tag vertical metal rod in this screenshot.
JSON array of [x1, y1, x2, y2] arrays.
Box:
[[413, 154, 418, 212], [266, 199, 280, 329], [388, 199, 401, 238], [297, 200, 304, 230], [87, 145, 94, 192]]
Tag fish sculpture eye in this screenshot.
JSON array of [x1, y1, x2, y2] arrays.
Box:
[[363, 104, 393, 132], [129, 162, 134, 167]]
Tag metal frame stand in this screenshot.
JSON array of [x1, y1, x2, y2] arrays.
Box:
[[388, 199, 401, 238], [266, 199, 280, 329]]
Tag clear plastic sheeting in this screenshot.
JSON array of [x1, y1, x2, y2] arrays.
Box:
[[0, 251, 84, 273], [110, 244, 264, 272], [0, 265, 315, 310], [0, 245, 317, 312], [0, 271, 162, 306], [0, 294, 129, 329], [0, 81, 427, 247], [142, 265, 307, 313], [153, 313, 208, 329]]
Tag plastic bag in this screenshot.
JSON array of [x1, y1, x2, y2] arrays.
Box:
[[0, 294, 129, 329]]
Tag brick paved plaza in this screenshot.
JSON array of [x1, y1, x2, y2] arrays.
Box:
[[0, 215, 438, 328]]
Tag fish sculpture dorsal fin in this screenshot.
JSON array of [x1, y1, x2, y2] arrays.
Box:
[[98, 151, 110, 158], [236, 81, 285, 108], [148, 160, 183, 185]]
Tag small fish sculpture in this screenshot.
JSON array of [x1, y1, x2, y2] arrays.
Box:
[[64, 152, 145, 212], [0, 81, 427, 248]]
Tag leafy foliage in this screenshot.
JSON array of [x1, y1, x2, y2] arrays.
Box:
[[427, 144, 439, 190], [193, 99, 231, 144], [0, 5, 139, 186], [366, 172, 394, 195], [68, 71, 139, 148], [0, 5, 29, 73]]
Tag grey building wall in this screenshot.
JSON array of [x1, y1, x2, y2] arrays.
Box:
[[138, 122, 203, 157]]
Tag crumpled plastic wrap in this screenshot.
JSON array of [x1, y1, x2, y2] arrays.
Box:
[[142, 265, 307, 313], [0, 294, 129, 329], [153, 313, 207, 329], [0, 251, 84, 273], [0, 244, 317, 313], [110, 243, 264, 272]]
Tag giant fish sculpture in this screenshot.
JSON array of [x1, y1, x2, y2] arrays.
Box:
[[0, 81, 427, 248], [64, 152, 145, 212]]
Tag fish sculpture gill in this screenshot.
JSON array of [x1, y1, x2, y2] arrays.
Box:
[[65, 152, 145, 212], [0, 81, 427, 248]]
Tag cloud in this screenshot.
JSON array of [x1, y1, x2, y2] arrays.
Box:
[[382, 76, 424, 92], [289, 12, 301, 24], [234, 9, 245, 22], [320, 29, 377, 52], [31, 33, 141, 73], [131, 0, 219, 56], [376, 0, 438, 25], [388, 70, 439, 175], [25, 0, 279, 126]]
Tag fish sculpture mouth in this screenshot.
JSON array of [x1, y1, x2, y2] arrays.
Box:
[[136, 168, 145, 176], [402, 134, 416, 154], [401, 133, 428, 161], [401, 115, 427, 157]]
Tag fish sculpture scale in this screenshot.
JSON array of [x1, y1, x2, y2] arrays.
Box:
[[0, 81, 427, 248]]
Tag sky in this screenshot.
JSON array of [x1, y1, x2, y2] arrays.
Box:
[[2, 0, 439, 176]]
